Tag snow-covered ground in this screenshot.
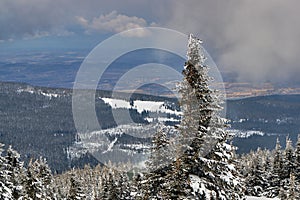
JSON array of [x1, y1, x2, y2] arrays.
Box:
[[101, 97, 181, 115], [68, 124, 156, 161], [246, 196, 279, 200], [101, 97, 182, 123], [40, 91, 59, 99], [229, 129, 265, 138], [16, 87, 61, 99], [102, 97, 269, 139], [189, 174, 276, 199]]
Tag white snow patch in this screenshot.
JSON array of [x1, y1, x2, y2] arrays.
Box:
[[239, 118, 246, 122], [134, 100, 181, 115], [40, 91, 59, 99], [102, 137, 118, 154], [16, 88, 34, 94], [69, 124, 159, 159], [189, 174, 215, 198], [214, 152, 223, 158], [16, 88, 60, 99], [190, 174, 201, 193], [246, 196, 279, 200], [102, 98, 130, 109], [145, 117, 180, 123], [227, 164, 235, 171], [101, 97, 181, 115], [230, 129, 264, 138]]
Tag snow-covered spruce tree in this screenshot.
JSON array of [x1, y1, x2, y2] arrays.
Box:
[[131, 172, 143, 199], [267, 138, 284, 197], [100, 168, 110, 199], [262, 151, 273, 188], [116, 172, 131, 200], [287, 173, 297, 199], [80, 164, 93, 200], [278, 187, 287, 199], [166, 34, 244, 199], [163, 155, 193, 199], [68, 172, 86, 200], [99, 168, 120, 200], [24, 159, 45, 199], [283, 137, 295, 180], [143, 124, 173, 199], [0, 143, 13, 200], [294, 135, 300, 182], [238, 148, 275, 197], [24, 157, 54, 199], [244, 148, 267, 196], [33, 157, 54, 198], [5, 145, 26, 199], [107, 172, 118, 199]]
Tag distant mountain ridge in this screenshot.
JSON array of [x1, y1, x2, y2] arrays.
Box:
[[0, 81, 299, 172]]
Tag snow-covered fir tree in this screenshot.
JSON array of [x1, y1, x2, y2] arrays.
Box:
[[107, 172, 118, 199], [142, 124, 173, 199], [68, 172, 86, 200], [5, 145, 26, 199], [268, 138, 284, 197], [24, 159, 51, 199], [116, 172, 131, 200], [287, 173, 297, 199], [159, 34, 245, 199], [245, 150, 264, 196], [283, 137, 295, 180], [33, 157, 54, 198], [239, 148, 273, 197], [134, 173, 144, 199], [99, 168, 110, 199], [278, 186, 287, 199], [163, 156, 192, 199], [0, 143, 13, 200], [237, 135, 300, 198], [295, 135, 300, 184]]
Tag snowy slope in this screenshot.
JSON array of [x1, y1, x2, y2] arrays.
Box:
[[68, 97, 274, 170], [102, 97, 181, 123], [229, 129, 265, 138], [102, 97, 266, 138], [101, 97, 181, 115], [246, 196, 279, 200]]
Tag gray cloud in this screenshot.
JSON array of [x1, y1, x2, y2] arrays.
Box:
[[0, 0, 72, 40], [0, 0, 160, 40], [1, 0, 300, 84], [166, 0, 300, 83], [76, 11, 152, 37]]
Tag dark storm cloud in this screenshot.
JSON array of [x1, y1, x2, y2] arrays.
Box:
[[0, 0, 73, 39], [167, 0, 300, 83], [1, 0, 300, 83]]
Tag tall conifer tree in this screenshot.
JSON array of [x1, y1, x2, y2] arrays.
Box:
[[163, 34, 245, 199]]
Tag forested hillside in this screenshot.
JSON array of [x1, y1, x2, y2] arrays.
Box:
[[0, 35, 299, 199]]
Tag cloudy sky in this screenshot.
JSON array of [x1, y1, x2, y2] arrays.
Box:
[[1, 0, 300, 84]]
